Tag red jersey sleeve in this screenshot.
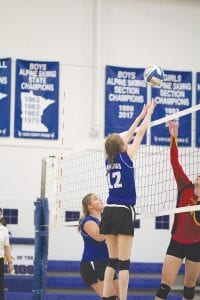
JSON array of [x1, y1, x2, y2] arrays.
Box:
[[170, 136, 191, 191]]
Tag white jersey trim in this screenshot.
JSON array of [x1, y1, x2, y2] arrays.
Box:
[[119, 153, 133, 169]]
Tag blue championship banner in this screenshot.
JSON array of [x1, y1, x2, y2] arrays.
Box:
[[105, 65, 147, 143], [15, 59, 59, 139], [0, 58, 11, 137], [151, 70, 192, 146], [196, 73, 200, 147]]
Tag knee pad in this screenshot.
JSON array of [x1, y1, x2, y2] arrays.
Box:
[[118, 259, 130, 271], [108, 296, 117, 300], [107, 258, 118, 270], [156, 283, 171, 299], [183, 286, 195, 299]]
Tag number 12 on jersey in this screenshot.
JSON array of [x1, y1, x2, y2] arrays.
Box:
[[107, 171, 123, 189]]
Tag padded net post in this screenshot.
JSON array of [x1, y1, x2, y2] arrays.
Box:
[[32, 158, 49, 300]]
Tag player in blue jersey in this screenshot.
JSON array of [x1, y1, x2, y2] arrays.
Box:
[[100, 100, 156, 300], [79, 193, 119, 299]]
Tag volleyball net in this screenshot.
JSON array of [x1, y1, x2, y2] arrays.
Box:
[[45, 104, 200, 227]]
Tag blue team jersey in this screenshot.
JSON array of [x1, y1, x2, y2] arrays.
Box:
[[80, 215, 108, 263], [106, 151, 136, 206]]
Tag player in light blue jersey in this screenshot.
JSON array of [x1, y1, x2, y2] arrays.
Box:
[[100, 100, 156, 300], [79, 193, 119, 299]]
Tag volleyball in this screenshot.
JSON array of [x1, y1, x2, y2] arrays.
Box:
[[144, 65, 164, 86]]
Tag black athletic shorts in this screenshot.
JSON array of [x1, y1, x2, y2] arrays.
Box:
[[100, 205, 136, 236], [80, 260, 118, 286], [166, 238, 200, 262]]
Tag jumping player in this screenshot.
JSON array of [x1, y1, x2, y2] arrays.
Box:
[[155, 120, 200, 300], [100, 100, 156, 300], [79, 193, 119, 299]]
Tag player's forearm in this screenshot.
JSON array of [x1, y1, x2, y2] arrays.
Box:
[[4, 245, 14, 273], [136, 113, 151, 138], [170, 137, 179, 165], [92, 233, 106, 242], [125, 115, 143, 142], [170, 136, 191, 190], [4, 245, 12, 264]]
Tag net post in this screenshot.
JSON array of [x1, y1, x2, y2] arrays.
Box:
[[32, 158, 49, 300], [40, 158, 47, 199]]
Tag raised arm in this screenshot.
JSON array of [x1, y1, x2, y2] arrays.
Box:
[[168, 120, 191, 191], [127, 100, 156, 160], [121, 104, 148, 143]]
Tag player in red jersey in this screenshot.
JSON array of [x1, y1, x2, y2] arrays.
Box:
[[155, 120, 200, 300]]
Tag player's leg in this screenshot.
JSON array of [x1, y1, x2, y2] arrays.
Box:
[[155, 255, 183, 300], [183, 242, 200, 300], [103, 234, 118, 299], [91, 280, 118, 299], [93, 260, 119, 299], [155, 238, 187, 300], [183, 260, 200, 300], [116, 206, 135, 300], [80, 261, 104, 297], [118, 234, 133, 300], [91, 280, 104, 297], [91, 262, 107, 297], [113, 278, 120, 298]]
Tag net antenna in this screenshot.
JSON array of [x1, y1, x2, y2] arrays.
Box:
[[46, 104, 200, 227]]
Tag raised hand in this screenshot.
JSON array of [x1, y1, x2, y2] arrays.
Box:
[[168, 120, 178, 137]]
